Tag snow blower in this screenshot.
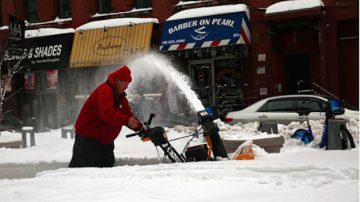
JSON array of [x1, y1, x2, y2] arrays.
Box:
[[126, 110, 228, 163]]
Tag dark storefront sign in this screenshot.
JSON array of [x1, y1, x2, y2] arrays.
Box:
[[160, 11, 250, 51], [6, 15, 26, 63], [4, 33, 74, 71], [8, 15, 25, 41]]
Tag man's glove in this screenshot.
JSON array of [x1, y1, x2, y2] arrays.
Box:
[[127, 116, 143, 132]]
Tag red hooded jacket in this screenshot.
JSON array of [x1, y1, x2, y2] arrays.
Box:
[[75, 66, 133, 144]]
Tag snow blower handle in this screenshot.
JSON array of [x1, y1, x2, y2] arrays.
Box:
[[147, 113, 155, 126], [126, 132, 141, 138], [126, 113, 155, 138], [144, 113, 155, 130]]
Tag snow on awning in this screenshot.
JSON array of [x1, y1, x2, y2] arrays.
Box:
[[160, 4, 250, 51], [25, 28, 75, 38], [70, 18, 158, 68], [76, 18, 159, 31], [265, 0, 324, 15]]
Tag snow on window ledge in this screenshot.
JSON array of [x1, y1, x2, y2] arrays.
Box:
[[91, 7, 152, 18], [265, 0, 324, 15]]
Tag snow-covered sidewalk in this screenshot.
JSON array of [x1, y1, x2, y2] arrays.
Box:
[[0, 120, 358, 202], [0, 150, 358, 202]]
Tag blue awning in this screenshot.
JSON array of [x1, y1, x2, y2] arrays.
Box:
[[160, 4, 250, 51]]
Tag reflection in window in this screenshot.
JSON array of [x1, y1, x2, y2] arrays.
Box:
[[59, 0, 71, 19], [259, 100, 295, 112], [297, 99, 323, 112], [26, 0, 37, 23], [134, 0, 152, 9], [99, 0, 111, 13]]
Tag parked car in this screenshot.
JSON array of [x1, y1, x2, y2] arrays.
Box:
[[224, 94, 359, 124]]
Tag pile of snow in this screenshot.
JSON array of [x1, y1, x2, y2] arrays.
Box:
[[0, 119, 358, 164]]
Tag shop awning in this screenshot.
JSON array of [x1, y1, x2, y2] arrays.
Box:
[[69, 18, 158, 68], [4, 28, 74, 71], [160, 4, 250, 51]]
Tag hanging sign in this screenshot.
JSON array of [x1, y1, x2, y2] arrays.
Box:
[[8, 15, 25, 42], [160, 12, 250, 51]]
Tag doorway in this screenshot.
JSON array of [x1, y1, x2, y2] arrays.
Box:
[[41, 93, 59, 129], [284, 53, 310, 94], [189, 61, 214, 107]]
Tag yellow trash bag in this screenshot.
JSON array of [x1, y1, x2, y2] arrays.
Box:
[[232, 140, 255, 160]]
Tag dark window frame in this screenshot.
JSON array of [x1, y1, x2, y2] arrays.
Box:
[[98, 0, 111, 14], [26, 0, 37, 23], [0, 0, 2, 26], [134, 0, 152, 9], [59, 0, 71, 19]]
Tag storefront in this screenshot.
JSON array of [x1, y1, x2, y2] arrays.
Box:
[[160, 4, 251, 116], [5, 29, 74, 130], [262, 0, 358, 107], [68, 18, 158, 117]]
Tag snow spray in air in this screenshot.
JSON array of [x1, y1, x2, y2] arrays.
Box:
[[126, 52, 205, 126]]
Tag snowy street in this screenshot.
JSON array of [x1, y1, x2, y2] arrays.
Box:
[[0, 150, 357, 202], [0, 121, 358, 202]]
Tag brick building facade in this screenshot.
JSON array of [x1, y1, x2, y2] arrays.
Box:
[[0, 0, 358, 130]]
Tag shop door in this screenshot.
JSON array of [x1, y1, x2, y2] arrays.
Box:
[[284, 53, 310, 94], [42, 93, 59, 129], [189, 60, 214, 107]]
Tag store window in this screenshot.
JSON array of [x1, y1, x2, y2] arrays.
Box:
[[24, 72, 36, 90], [59, 0, 71, 19], [134, 0, 151, 9], [99, 0, 111, 13], [0, 1, 2, 26], [214, 57, 243, 113], [26, 0, 37, 23]]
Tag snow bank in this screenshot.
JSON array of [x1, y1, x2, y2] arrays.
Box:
[[0, 119, 358, 164], [0, 150, 357, 202]]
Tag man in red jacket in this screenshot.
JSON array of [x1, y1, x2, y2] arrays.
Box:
[[69, 65, 142, 167]]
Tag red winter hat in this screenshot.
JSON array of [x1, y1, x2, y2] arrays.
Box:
[[108, 65, 132, 82]]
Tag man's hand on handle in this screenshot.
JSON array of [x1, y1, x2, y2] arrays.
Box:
[[127, 116, 143, 132]]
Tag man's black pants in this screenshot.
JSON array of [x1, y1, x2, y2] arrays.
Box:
[[69, 134, 115, 168]]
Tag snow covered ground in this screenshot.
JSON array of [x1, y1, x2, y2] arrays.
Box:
[[0, 119, 358, 202]]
